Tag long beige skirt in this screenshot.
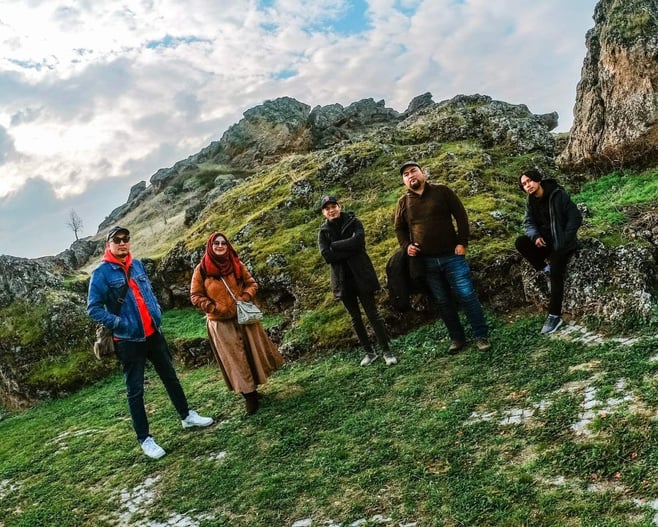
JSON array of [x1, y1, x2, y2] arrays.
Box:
[[206, 318, 284, 393]]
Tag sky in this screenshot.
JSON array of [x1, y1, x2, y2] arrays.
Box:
[[0, 0, 599, 259]]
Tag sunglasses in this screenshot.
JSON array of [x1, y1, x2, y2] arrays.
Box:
[[111, 236, 131, 244], [212, 240, 228, 246]]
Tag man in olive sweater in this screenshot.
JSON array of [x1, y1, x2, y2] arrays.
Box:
[[394, 161, 490, 354]]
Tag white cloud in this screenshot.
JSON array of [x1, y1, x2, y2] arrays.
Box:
[[0, 0, 597, 257]]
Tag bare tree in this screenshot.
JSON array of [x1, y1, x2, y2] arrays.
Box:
[[66, 209, 84, 241]]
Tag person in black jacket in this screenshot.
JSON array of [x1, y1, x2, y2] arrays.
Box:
[[318, 195, 397, 366], [515, 169, 583, 334]]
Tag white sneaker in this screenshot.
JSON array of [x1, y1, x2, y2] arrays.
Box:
[[181, 410, 214, 429], [383, 353, 398, 366], [360, 353, 378, 366], [141, 436, 166, 459]]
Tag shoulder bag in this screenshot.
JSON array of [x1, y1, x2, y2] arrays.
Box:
[[220, 276, 263, 325]]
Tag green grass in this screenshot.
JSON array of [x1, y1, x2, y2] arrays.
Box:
[[3, 313, 658, 527], [574, 169, 658, 229]]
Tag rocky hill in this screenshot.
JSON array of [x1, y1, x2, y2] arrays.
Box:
[[2, 0, 658, 411]]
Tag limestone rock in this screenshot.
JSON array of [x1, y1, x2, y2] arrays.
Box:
[[53, 237, 103, 270], [217, 97, 313, 167], [519, 238, 656, 324], [0, 256, 64, 308], [397, 94, 556, 154], [559, 0, 658, 170]]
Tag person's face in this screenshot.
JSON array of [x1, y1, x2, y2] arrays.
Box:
[[520, 175, 541, 196], [322, 202, 341, 221], [402, 165, 426, 191], [108, 233, 131, 259], [212, 236, 229, 256]]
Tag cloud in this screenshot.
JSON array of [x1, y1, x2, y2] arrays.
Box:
[[0, 0, 598, 257]]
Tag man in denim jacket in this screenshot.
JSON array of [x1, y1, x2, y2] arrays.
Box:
[[87, 226, 213, 459]]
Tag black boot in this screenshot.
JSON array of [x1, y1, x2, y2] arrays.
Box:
[[242, 391, 259, 415]]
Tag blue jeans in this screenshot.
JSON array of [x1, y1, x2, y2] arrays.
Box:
[[115, 332, 189, 442], [423, 254, 488, 341]]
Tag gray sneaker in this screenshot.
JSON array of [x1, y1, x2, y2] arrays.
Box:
[[541, 315, 563, 335], [360, 353, 378, 366], [141, 436, 166, 459]]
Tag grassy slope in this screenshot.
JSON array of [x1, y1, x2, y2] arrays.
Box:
[[2, 311, 658, 527]]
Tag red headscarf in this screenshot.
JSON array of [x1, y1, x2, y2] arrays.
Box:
[[200, 232, 242, 279]]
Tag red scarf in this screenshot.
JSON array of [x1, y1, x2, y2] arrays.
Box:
[[103, 246, 132, 272], [102, 247, 155, 337], [200, 232, 242, 279]]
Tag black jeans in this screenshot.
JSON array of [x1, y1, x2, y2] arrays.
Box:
[[115, 331, 189, 442], [515, 236, 573, 316], [341, 289, 390, 354]]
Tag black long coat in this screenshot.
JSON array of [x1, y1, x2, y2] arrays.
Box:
[[318, 211, 380, 300]]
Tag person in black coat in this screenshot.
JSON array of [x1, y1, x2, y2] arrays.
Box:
[[516, 169, 583, 335], [318, 195, 397, 366]]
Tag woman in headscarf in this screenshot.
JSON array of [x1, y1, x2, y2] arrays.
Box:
[[190, 232, 284, 414]]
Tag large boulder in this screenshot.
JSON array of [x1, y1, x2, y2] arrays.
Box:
[[519, 238, 657, 325], [0, 256, 64, 308], [216, 97, 313, 167], [308, 98, 400, 149], [558, 0, 658, 170], [397, 94, 557, 153]]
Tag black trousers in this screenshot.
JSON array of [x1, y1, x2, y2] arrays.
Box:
[[515, 236, 574, 316], [341, 288, 390, 353]]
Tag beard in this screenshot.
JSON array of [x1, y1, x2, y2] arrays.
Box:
[[409, 179, 421, 190]]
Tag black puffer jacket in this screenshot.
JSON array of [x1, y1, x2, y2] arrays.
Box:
[[318, 211, 380, 300], [523, 179, 583, 254]]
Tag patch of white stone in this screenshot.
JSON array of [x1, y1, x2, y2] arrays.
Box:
[[571, 378, 635, 436], [634, 498, 658, 526], [208, 450, 227, 461], [465, 373, 635, 437], [52, 428, 101, 453], [550, 321, 641, 347], [0, 478, 19, 499], [108, 474, 213, 527]]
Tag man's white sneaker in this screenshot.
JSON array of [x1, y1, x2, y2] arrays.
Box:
[[360, 353, 378, 366], [181, 410, 214, 428], [383, 353, 398, 366], [141, 436, 166, 459]]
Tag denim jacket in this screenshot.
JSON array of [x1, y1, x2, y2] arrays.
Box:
[[87, 258, 162, 341]]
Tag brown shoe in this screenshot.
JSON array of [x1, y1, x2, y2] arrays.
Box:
[[475, 338, 491, 352], [242, 391, 259, 415], [447, 340, 465, 354]]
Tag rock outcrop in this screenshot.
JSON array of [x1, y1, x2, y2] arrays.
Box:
[[559, 0, 658, 170], [398, 94, 557, 153], [519, 238, 657, 326], [0, 256, 65, 308]]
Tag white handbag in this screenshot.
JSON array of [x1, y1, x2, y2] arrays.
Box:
[[220, 277, 263, 325]]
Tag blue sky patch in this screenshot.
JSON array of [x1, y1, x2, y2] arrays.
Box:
[[272, 69, 297, 80], [146, 35, 206, 49], [304, 0, 371, 36], [394, 0, 420, 18]]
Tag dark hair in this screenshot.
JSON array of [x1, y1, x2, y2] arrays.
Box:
[[519, 168, 543, 190]]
